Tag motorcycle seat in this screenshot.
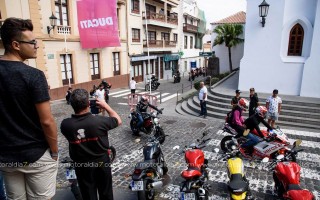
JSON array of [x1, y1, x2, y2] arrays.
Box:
[[135, 159, 157, 170], [287, 184, 302, 191], [181, 167, 202, 179], [228, 174, 248, 193]]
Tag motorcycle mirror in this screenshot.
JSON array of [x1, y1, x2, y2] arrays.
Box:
[[276, 154, 284, 160], [262, 157, 269, 163], [173, 145, 180, 150], [213, 148, 219, 153]]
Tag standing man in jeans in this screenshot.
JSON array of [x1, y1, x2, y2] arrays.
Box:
[[0, 18, 58, 199], [198, 82, 208, 118], [266, 89, 282, 129], [61, 89, 122, 200]]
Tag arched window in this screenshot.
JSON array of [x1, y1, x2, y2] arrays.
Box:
[[288, 23, 304, 56]]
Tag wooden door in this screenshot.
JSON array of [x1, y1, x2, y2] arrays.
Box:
[[160, 57, 164, 79]]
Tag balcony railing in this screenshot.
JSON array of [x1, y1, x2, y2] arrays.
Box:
[[143, 11, 178, 26], [143, 40, 177, 48], [57, 25, 71, 35], [167, 16, 178, 25], [183, 23, 198, 33]]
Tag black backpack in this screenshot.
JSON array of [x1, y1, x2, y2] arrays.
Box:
[[226, 110, 234, 124]]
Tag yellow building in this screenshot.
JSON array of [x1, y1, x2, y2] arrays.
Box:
[[0, 0, 129, 100]]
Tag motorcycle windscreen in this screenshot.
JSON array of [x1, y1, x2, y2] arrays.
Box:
[[227, 157, 244, 176], [143, 144, 161, 160], [275, 162, 301, 185]]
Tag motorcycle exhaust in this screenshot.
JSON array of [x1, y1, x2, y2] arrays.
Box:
[[151, 181, 163, 189]]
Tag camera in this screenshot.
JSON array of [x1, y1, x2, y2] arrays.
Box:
[[89, 97, 100, 114]]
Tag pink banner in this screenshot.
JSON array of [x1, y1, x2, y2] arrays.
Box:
[[77, 0, 120, 48]]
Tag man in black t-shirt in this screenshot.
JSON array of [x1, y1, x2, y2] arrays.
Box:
[[231, 89, 241, 108], [61, 89, 122, 200], [249, 88, 259, 117], [0, 18, 58, 199]]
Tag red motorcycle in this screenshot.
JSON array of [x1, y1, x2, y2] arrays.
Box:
[[263, 140, 315, 200], [221, 123, 292, 161], [178, 132, 211, 200]]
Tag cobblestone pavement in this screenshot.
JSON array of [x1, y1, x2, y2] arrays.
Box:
[[52, 89, 320, 200]]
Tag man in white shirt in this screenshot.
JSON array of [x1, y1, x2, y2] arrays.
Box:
[[94, 84, 106, 116], [130, 77, 136, 94], [198, 82, 208, 118], [266, 89, 282, 129]]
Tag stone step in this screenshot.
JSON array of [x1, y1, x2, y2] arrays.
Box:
[[209, 90, 320, 108], [182, 98, 320, 130], [207, 94, 320, 114], [181, 100, 198, 116], [203, 96, 320, 119], [175, 102, 185, 116], [192, 96, 320, 127]]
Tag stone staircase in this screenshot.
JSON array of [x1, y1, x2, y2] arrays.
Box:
[[176, 80, 320, 131]]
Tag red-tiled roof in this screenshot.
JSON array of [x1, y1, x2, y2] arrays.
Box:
[[211, 11, 246, 25]]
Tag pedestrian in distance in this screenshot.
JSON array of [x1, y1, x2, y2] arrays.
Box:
[[130, 77, 136, 95], [94, 84, 106, 116], [61, 89, 122, 200], [231, 89, 242, 108], [198, 81, 208, 118], [66, 87, 72, 104], [266, 89, 282, 129], [0, 18, 58, 200], [249, 88, 259, 117]]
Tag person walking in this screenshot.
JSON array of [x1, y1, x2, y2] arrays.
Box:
[[0, 18, 58, 200], [231, 89, 241, 108], [198, 82, 208, 118], [266, 89, 282, 129], [249, 88, 259, 117], [130, 77, 137, 95], [61, 89, 122, 200], [66, 87, 72, 104]]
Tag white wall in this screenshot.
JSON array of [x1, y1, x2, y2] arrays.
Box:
[[239, 0, 317, 96], [211, 24, 245, 73], [300, 0, 320, 98]]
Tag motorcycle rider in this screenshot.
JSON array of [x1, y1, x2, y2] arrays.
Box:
[[135, 96, 162, 134], [229, 98, 248, 135], [240, 106, 274, 155]]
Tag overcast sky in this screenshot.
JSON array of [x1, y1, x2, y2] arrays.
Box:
[[196, 0, 247, 28]]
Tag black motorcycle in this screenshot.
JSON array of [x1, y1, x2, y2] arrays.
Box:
[[145, 75, 160, 91], [129, 135, 168, 200], [129, 108, 165, 144], [61, 147, 116, 200], [173, 74, 181, 83]]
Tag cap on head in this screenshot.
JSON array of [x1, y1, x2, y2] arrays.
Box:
[[235, 89, 241, 94], [273, 89, 278, 94]]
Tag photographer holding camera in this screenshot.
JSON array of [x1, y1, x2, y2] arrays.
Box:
[[61, 89, 122, 200]]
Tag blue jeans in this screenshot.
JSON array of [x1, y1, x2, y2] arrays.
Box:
[[241, 133, 261, 148], [137, 113, 144, 128], [200, 100, 207, 116], [0, 172, 6, 200]]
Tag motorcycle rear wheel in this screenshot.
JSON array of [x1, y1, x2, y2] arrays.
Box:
[[220, 136, 235, 153], [137, 180, 155, 200], [130, 120, 140, 135]]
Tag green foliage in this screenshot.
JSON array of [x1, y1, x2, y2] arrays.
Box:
[[210, 77, 220, 86], [194, 81, 201, 90]]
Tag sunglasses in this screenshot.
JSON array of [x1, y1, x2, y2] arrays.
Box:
[[18, 40, 37, 47]]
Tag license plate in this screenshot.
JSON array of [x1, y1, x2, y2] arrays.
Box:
[[66, 169, 77, 180], [181, 192, 196, 200], [131, 181, 144, 191]]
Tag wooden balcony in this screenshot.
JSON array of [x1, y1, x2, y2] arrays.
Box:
[[183, 23, 198, 33], [143, 40, 177, 48], [143, 11, 178, 29]]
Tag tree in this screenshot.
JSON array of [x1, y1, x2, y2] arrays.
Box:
[[213, 24, 244, 72]]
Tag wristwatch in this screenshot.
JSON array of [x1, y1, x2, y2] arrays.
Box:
[[50, 150, 59, 157]]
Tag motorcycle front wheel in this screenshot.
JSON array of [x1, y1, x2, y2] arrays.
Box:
[[220, 136, 236, 153], [137, 180, 155, 200], [130, 120, 140, 135]]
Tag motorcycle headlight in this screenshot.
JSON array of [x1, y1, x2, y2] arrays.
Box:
[[154, 118, 159, 124]]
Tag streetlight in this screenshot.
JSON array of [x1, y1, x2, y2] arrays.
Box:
[[47, 13, 57, 34], [259, 0, 270, 27]]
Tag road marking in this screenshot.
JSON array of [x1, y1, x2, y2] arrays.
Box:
[[117, 103, 128, 106], [113, 91, 132, 98], [160, 93, 180, 102], [281, 129, 320, 138], [108, 89, 130, 95]]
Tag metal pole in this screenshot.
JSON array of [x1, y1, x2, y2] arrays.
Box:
[[160, 91, 162, 104], [176, 91, 179, 103], [191, 80, 193, 89], [182, 84, 184, 94], [143, 0, 151, 94]]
